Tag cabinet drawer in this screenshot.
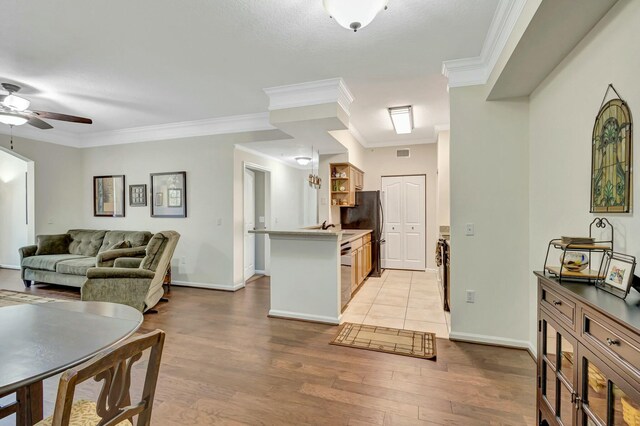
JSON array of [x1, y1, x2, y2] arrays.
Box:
[[540, 285, 576, 328], [583, 309, 640, 379], [350, 237, 363, 251], [363, 233, 371, 244]]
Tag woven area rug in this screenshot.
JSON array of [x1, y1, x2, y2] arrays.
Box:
[[330, 322, 437, 360], [0, 289, 62, 308]]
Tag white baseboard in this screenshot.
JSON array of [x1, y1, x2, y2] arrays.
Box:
[[268, 309, 340, 325], [254, 269, 266, 275], [0, 264, 20, 270], [171, 280, 245, 292], [449, 331, 533, 353]]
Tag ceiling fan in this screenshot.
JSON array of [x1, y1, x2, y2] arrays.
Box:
[[0, 83, 92, 130]]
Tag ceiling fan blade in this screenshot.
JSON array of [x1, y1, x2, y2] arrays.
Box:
[[32, 110, 92, 124], [27, 116, 54, 130]]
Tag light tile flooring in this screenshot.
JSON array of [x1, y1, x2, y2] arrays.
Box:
[[341, 269, 451, 338]]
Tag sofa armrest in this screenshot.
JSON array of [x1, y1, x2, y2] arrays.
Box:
[[114, 257, 144, 269], [19, 245, 38, 261], [96, 246, 147, 267], [87, 267, 156, 280]]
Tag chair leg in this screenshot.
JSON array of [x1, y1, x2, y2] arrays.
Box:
[[23, 280, 31, 288], [145, 309, 159, 314], [160, 297, 169, 303]]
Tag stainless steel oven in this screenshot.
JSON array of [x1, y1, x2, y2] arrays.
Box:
[[340, 241, 352, 311]]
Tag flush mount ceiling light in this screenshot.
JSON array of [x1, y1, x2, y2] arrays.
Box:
[[295, 156, 312, 166], [323, 0, 389, 32], [388, 105, 413, 135], [0, 112, 28, 126]]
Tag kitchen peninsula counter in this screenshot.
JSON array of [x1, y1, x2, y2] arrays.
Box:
[[250, 228, 371, 324]]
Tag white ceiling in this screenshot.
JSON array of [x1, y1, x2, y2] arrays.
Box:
[[1, 0, 499, 146]]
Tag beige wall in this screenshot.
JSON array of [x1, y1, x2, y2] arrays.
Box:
[[528, 0, 640, 345], [362, 144, 439, 270], [449, 86, 530, 348], [81, 135, 237, 288], [437, 131, 450, 227]]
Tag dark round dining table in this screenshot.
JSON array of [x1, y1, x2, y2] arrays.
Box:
[[0, 301, 143, 425]]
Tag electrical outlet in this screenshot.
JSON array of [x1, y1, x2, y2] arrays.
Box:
[[217, 218, 222, 226], [180, 256, 186, 265], [465, 223, 475, 236], [466, 290, 476, 303]]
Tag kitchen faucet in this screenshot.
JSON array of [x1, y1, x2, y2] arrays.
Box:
[[321, 220, 335, 230]]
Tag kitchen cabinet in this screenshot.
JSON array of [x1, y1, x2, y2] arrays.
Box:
[[330, 162, 364, 207], [535, 272, 640, 425]]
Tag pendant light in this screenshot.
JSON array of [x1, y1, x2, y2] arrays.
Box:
[[323, 0, 389, 32]]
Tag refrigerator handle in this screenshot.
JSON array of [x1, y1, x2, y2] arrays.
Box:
[[379, 191, 385, 242]]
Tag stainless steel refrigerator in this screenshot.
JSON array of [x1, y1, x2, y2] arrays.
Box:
[[340, 191, 385, 278]]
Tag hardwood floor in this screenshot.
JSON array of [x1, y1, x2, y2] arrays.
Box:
[[0, 268, 536, 425]]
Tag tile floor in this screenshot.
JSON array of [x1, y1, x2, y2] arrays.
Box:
[[341, 269, 451, 338]]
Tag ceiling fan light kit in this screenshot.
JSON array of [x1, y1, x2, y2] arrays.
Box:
[[0, 82, 93, 130], [0, 112, 28, 126], [323, 0, 388, 32], [2, 94, 30, 111]]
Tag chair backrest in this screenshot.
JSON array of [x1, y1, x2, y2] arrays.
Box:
[[49, 330, 165, 426]]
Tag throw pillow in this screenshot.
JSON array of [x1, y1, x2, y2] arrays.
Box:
[[35, 234, 71, 255], [106, 240, 132, 251]]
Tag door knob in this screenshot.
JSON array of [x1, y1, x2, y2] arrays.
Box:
[[412, 226, 414, 230], [606, 338, 620, 346]]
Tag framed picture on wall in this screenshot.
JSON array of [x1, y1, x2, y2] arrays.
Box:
[[150, 171, 187, 218], [94, 175, 125, 217], [129, 184, 147, 207]]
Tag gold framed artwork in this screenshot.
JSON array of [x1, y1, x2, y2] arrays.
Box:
[[590, 85, 633, 213]]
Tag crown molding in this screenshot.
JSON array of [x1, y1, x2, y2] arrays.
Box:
[[0, 112, 275, 149], [0, 125, 81, 148], [263, 78, 355, 116], [442, 0, 526, 88], [82, 112, 274, 148]]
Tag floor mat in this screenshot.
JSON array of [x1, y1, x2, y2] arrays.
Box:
[[330, 322, 436, 360]]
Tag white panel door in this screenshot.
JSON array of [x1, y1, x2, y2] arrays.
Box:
[[402, 176, 426, 270], [244, 169, 256, 280], [382, 177, 404, 269], [381, 175, 426, 271]]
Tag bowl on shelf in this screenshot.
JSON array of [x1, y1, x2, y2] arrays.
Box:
[[560, 252, 589, 272]]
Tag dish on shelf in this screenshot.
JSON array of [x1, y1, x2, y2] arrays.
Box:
[[560, 252, 589, 272]]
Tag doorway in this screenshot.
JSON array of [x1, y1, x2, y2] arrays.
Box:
[[243, 163, 270, 282], [381, 175, 426, 271], [0, 147, 35, 269]]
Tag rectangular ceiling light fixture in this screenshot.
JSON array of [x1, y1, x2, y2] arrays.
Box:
[[388, 105, 413, 135]]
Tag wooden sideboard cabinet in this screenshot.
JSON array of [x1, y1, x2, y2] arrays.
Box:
[[535, 272, 640, 426]]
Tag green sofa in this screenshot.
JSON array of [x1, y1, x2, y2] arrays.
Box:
[[19, 229, 152, 288]]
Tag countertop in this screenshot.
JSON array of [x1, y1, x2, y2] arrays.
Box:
[[250, 228, 372, 243]]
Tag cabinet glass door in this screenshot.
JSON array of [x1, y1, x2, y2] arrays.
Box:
[[579, 346, 640, 426], [541, 313, 577, 425]]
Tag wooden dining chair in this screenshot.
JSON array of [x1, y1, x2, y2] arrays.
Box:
[[36, 329, 165, 426]]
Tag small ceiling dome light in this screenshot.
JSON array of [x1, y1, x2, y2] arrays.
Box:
[[2, 94, 30, 111], [323, 0, 389, 32], [388, 105, 414, 135], [295, 156, 312, 166], [0, 112, 28, 126]]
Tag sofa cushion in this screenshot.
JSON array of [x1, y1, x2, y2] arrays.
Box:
[[22, 254, 87, 272], [56, 257, 98, 276], [99, 231, 152, 253], [35, 234, 70, 255], [68, 230, 107, 257]]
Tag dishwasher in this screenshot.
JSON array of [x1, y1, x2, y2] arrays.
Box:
[[340, 241, 352, 311]]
